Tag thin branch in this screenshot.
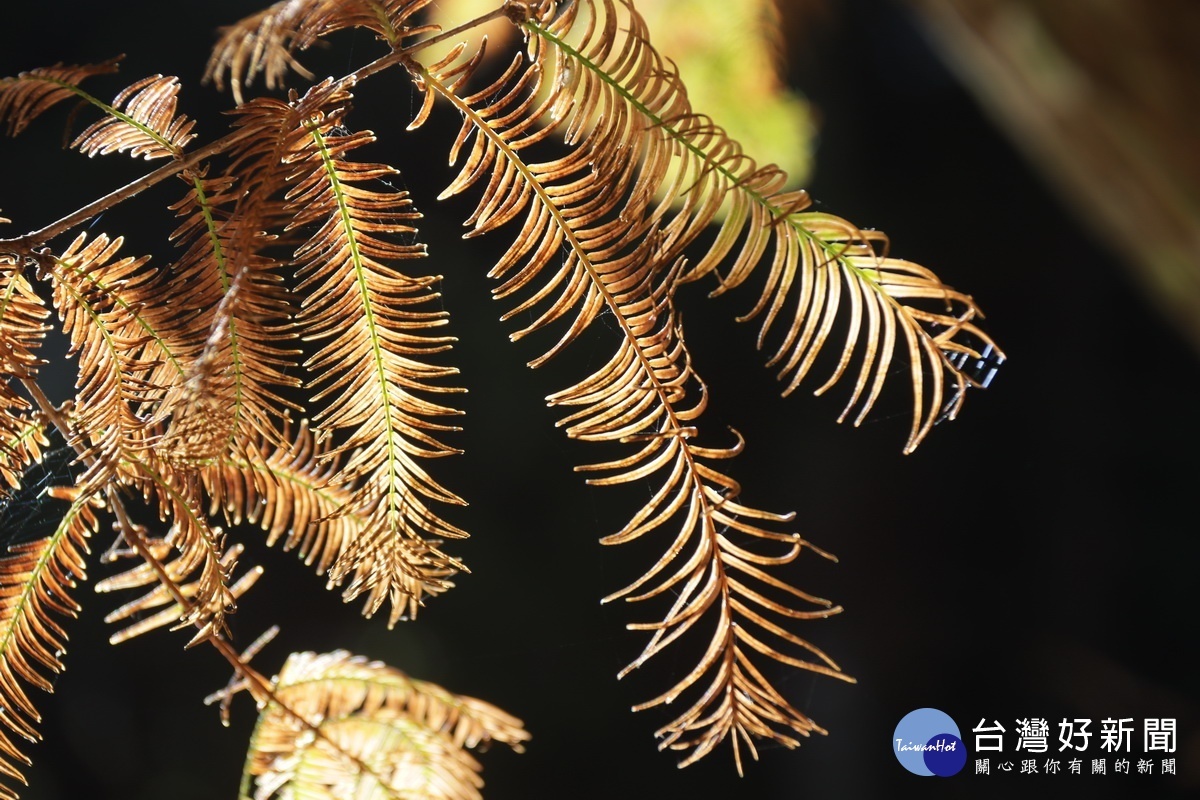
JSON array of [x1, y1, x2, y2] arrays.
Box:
[[0, 128, 258, 254]]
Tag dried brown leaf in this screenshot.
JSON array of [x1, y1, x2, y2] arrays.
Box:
[[244, 650, 527, 800]]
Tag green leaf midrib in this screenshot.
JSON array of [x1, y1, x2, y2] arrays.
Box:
[[305, 123, 406, 523], [0, 495, 89, 681], [39, 75, 181, 159]]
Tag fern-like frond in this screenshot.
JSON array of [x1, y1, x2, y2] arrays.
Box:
[[242, 650, 527, 800], [696, 199, 995, 451], [0, 60, 120, 137], [0, 261, 49, 492], [0, 261, 47, 384], [285, 89, 467, 625], [548, 286, 852, 768], [46, 233, 161, 482], [518, 0, 999, 454], [71, 74, 197, 161], [0, 484, 98, 799], [156, 239, 297, 465], [204, 0, 437, 103], [408, 0, 857, 769], [156, 93, 317, 463], [34, 224, 240, 648]]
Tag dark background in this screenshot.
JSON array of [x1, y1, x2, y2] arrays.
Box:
[[2, 1, 1197, 798]]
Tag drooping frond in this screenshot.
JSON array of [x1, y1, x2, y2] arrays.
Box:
[[242, 650, 528, 800], [204, 0, 438, 103], [0, 260, 49, 492], [407, 0, 859, 769], [155, 92, 318, 463], [0, 59, 120, 137], [31, 228, 240, 645], [285, 85, 467, 625], [45, 233, 160, 483], [156, 233, 296, 465], [0, 260, 47, 384], [691, 198, 1001, 451], [528, 0, 998, 453], [71, 74, 197, 161], [548, 286, 853, 769], [0, 484, 98, 799]]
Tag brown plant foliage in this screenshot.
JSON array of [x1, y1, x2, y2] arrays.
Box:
[[0, 0, 999, 795]]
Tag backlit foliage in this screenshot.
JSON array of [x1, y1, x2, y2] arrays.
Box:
[[0, 0, 999, 795]]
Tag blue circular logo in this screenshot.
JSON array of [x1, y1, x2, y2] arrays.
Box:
[[893, 708, 967, 777]]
